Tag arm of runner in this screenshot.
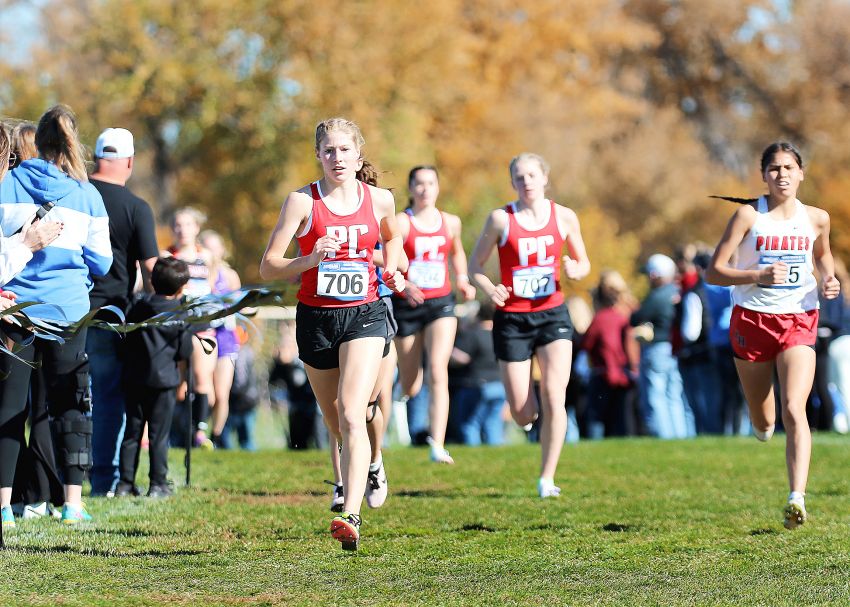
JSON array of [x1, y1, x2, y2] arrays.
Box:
[[260, 191, 339, 281], [811, 207, 840, 299], [447, 213, 476, 301], [706, 205, 787, 286], [377, 190, 405, 293], [558, 206, 590, 281], [469, 209, 510, 307]]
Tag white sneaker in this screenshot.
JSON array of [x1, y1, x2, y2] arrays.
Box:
[[754, 425, 775, 442], [22, 501, 50, 519], [538, 479, 561, 498], [784, 497, 807, 530], [366, 460, 388, 509], [427, 437, 455, 464]]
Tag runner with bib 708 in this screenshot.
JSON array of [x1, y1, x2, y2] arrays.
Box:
[[260, 118, 404, 550]]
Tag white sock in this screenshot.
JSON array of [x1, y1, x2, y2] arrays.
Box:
[[754, 425, 775, 442], [369, 455, 382, 473], [789, 491, 805, 504], [537, 477, 554, 488]]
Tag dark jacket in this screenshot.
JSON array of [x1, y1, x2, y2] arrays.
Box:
[[123, 294, 193, 388]]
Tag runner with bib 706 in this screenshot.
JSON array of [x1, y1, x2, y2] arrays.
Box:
[[260, 118, 404, 550]]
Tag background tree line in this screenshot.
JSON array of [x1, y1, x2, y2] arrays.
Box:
[[2, 0, 848, 297]]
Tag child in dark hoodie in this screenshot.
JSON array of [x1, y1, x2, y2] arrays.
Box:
[[117, 257, 192, 498]]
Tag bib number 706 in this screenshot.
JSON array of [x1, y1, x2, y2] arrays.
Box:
[[317, 261, 368, 301]]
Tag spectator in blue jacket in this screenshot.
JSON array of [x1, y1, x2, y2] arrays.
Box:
[[0, 105, 112, 526]]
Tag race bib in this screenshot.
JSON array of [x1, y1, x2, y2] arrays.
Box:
[[758, 253, 805, 289], [512, 265, 556, 299], [317, 261, 369, 301], [407, 260, 446, 290]]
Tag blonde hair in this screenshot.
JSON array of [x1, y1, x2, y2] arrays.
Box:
[[509, 152, 550, 179], [314, 117, 365, 152], [35, 104, 89, 182], [595, 270, 630, 308], [12, 122, 37, 165], [171, 206, 207, 229]]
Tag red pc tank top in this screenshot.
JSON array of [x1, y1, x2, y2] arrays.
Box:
[[296, 181, 379, 308], [399, 209, 453, 299], [497, 200, 565, 313]]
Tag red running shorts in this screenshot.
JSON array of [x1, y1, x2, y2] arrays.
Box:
[[730, 305, 818, 363]]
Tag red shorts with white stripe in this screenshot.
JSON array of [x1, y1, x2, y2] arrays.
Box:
[[730, 305, 818, 363]]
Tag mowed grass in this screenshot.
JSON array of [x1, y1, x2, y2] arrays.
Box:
[[3, 435, 850, 606]]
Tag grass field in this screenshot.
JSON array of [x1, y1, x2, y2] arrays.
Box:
[[2, 434, 850, 606]]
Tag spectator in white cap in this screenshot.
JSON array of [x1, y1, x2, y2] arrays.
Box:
[[86, 125, 160, 497], [630, 253, 692, 438]]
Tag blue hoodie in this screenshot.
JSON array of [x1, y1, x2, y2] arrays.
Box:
[[0, 159, 112, 322]]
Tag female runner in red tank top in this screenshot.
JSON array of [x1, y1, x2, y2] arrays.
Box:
[[394, 166, 476, 464], [469, 153, 590, 498], [260, 118, 403, 550]]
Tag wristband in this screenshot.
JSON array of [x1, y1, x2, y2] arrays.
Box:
[[457, 274, 469, 282]]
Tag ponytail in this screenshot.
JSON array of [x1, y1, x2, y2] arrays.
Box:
[[709, 195, 758, 205], [35, 104, 89, 182], [357, 159, 379, 187]]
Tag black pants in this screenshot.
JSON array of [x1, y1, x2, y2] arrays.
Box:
[[120, 386, 176, 487], [0, 327, 89, 488], [12, 365, 64, 506]]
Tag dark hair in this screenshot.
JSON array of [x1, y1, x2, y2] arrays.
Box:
[[357, 159, 379, 186], [712, 141, 805, 205], [407, 165, 439, 208], [151, 257, 190, 295], [760, 141, 803, 173]]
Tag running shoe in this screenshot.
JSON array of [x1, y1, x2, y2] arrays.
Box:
[[330, 511, 362, 551], [1, 505, 15, 529], [22, 501, 54, 520], [427, 437, 454, 464], [61, 503, 93, 525], [754, 425, 775, 442], [538, 479, 561, 498], [194, 431, 215, 450], [325, 480, 344, 513], [366, 461, 388, 509], [784, 498, 807, 530]]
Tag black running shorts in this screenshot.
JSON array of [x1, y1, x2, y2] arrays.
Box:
[[382, 295, 397, 356], [393, 293, 456, 338], [492, 304, 574, 362], [295, 300, 388, 370]]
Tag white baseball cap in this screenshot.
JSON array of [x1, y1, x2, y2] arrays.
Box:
[[95, 127, 134, 159], [644, 254, 676, 280]]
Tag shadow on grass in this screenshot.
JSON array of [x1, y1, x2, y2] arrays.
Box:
[[395, 489, 456, 498], [459, 523, 496, 533], [9, 545, 204, 557], [749, 528, 776, 536], [602, 523, 637, 532]]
